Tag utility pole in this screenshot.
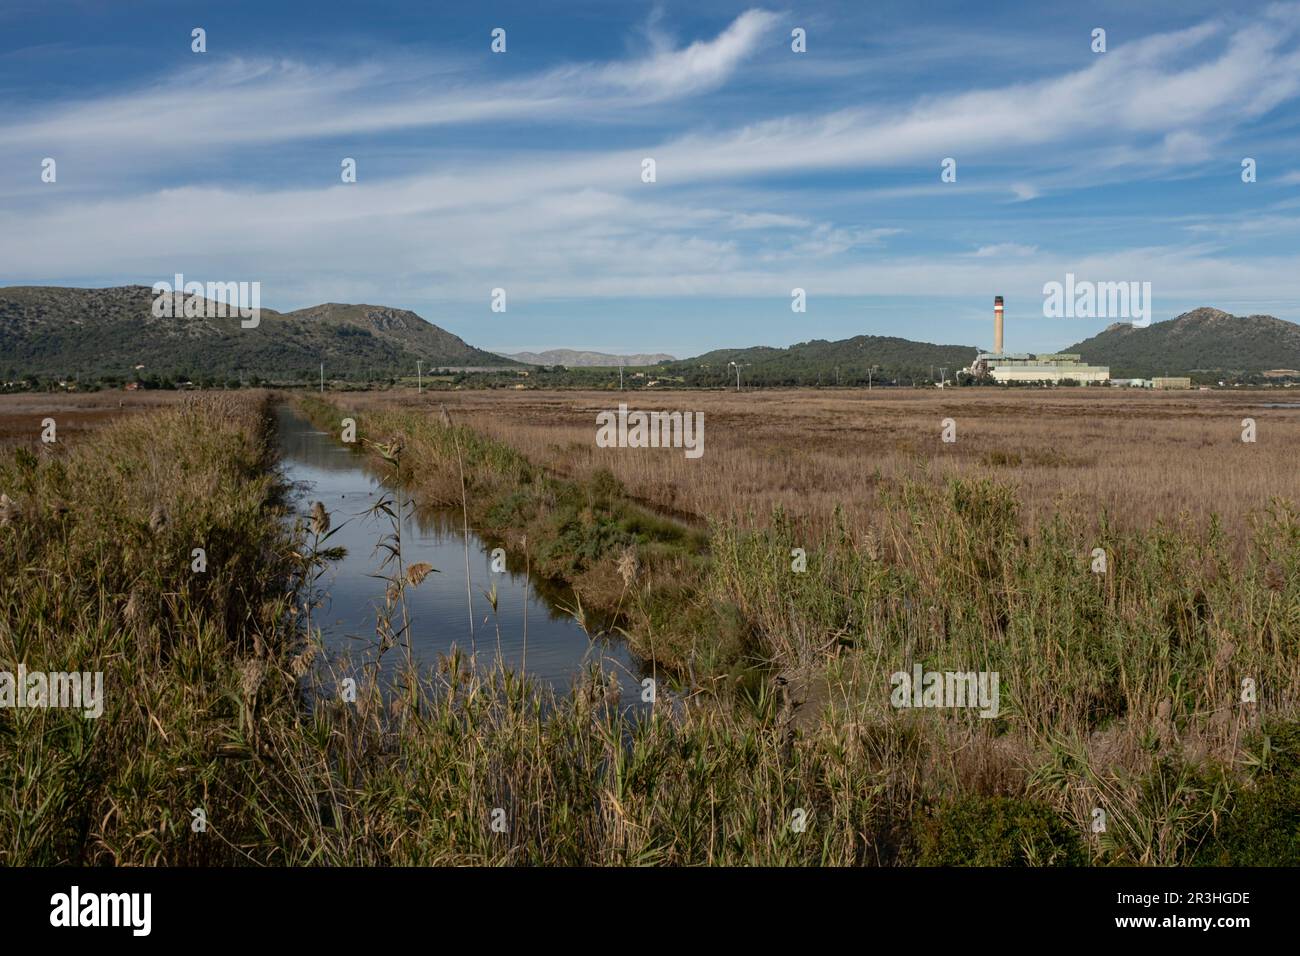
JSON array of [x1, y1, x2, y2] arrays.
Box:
[[417, 359, 423, 394], [728, 361, 747, 392], [319, 362, 324, 394], [868, 366, 873, 390]]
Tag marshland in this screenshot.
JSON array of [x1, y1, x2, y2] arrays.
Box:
[[2, 387, 1299, 865]]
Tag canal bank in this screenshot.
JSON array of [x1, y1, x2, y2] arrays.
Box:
[[276, 402, 649, 707]]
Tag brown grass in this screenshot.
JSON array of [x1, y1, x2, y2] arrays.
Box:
[[0, 390, 186, 447], [335, 387, 1300, 544], [299, 385, 1300, 864], [5, 385, 1296, 865]]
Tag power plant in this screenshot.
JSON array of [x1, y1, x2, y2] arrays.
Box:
[[969, 296, 1110, 385]]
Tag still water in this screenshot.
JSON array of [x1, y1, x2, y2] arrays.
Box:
[[275, 404, 646, 706]]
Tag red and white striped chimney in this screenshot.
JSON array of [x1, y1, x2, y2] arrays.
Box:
[[994, 295, 1005, 354]]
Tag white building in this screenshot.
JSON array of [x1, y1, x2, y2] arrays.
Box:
[[972, 352, 1110, 385]]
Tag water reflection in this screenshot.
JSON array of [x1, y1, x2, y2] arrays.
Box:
[[275, 404, 647, 707]]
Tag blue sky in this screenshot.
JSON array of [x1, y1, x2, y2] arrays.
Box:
[[2, 0, 1299, 357]]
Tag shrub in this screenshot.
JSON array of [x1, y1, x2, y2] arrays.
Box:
[[1199, 721, 1300, 866], [917, 796, 1087, 866]]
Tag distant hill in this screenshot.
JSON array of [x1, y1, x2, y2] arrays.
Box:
[[670, 334, 977, 386], [1068, 307, 1300, 379], [507, 349, 676, 367], [0, 286, 515, 381]]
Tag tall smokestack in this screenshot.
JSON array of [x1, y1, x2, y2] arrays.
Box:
[[994, 295, 1004, 354]]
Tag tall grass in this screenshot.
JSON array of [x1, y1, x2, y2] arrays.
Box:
[[4, 391, 1299, 866], [406, 388, 1300, 545], [287, 391, 1300, 866], [0, 393, 301, 863], [0, 393, 924, 865]]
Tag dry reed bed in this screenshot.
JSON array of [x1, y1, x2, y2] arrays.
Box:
[[347, 388, 1300, 544], [4, 388, 1298, 866], [317, 387, 1300, 865], [0, 392, 302, 864], [0, 390, 186, 447]]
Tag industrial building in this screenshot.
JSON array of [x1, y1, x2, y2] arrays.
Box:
[[1115, 377, 1191, 389], [967, 296, 1110, 385]]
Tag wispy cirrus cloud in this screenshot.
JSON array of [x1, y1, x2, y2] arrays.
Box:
[[577, 7, 778, 99], [0, 9, 778, 167], [4, 2, 1300, 354], [968, 243, 1039, 258], [7, 6, 1297, 187]]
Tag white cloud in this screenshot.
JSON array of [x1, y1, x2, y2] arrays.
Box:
[[592, 8, 778, 99], [4, 5, 1300, 324], [7, 7, 1297, 190], [0, 10, 776, 167], [968, 243, 1039, 258]]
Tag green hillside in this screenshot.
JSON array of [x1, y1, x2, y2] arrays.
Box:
[[0, 285, 515, 383], [1069, 307, 1300, 379], [670, 334, 978, 386]]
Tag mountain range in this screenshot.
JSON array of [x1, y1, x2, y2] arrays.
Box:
[[4, 286, 1298, 385], [506, 349, 676, 367], [0, 286, 513, 381]]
